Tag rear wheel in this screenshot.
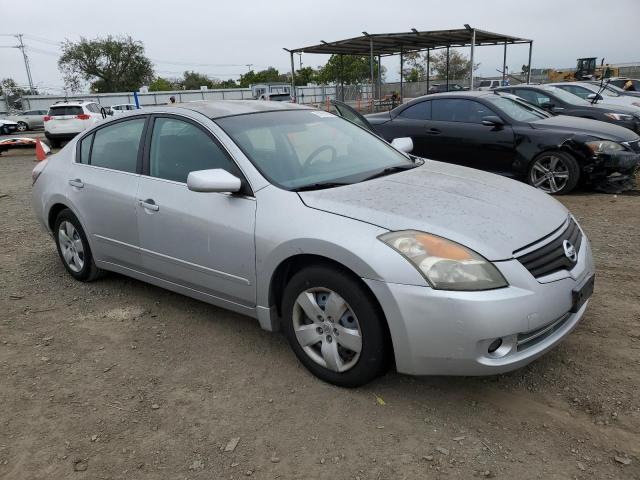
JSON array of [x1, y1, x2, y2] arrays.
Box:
[[281, 265, 389, 387], [17, 121, 28, 132], [527, 151, 580, 194], [54, 209, 102, 281]]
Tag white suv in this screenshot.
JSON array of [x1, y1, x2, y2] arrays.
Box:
[[44, 101, 105, 147]]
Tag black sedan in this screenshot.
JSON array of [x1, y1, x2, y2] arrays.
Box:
[[363, 92, 640, 194], [494, 84, 640, 134]]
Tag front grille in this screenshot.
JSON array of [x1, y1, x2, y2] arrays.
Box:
[[517, 313, 571, 351], [515, 218, 582, 279], [623, 139, 640, 153]]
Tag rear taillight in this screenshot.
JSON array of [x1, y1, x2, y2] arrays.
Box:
[[44, 115, 52, 121], [76, 114, 90, 120], [32, 158, 49, 185]]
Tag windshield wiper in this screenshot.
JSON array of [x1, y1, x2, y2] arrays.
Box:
[[292, 181, 351, 192], [360, 163, 419, 182]]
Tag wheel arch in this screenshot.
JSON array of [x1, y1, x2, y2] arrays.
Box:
[[267, 253, 395, 366]]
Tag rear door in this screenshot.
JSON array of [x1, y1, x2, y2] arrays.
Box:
[[136, 115, 257, 306], [67, 116, 148, 269], [426, 98, 516, 172]]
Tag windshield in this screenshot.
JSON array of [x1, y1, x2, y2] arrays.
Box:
[[486, 96, 550, 122], [540, 85, 590, 106], [216, 110, 413, 190]]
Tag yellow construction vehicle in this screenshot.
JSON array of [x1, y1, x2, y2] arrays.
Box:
[[548, 58, 619, 82]]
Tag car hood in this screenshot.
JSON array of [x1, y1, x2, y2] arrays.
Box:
[[530, 115, 639, 141], [299, 161, 568, 261]]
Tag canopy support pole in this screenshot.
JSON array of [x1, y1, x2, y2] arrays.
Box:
[[369, 37, 375, 102], [469, 30, 475, 90], [340, 54, 344, 101], [377, 55, 382, 100], [426, 48, 431, 91], [446, 45, 450, 91], [289, 50, 296, 102], [400, 47, 404, 102], [527, 41, 533, 84], [502, 40, 508, 84]]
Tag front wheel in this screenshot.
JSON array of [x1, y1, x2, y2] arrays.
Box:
[[527, 151, 580, 195], [281, 265, 389, 387]]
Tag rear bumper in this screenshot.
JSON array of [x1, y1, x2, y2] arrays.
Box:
[[45, 132, 79, 141], [365, 235, 595, 376]]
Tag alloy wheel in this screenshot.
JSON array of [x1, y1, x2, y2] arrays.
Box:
[[530, 154, 570, 193], [17, 122, 28, 132], [292, 288, 362, 373], [58, 221, 85, 273]]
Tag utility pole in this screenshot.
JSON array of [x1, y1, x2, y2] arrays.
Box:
[[15, 34, 35, 94], [245, 64, 253, 73]]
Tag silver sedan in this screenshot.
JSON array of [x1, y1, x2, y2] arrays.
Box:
[[31, 101, 595, 387]]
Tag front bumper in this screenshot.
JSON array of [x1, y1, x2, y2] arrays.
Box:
[[587, 150, 639, 193], [365, 234, 595, 376]]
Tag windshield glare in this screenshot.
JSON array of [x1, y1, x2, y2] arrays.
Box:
[[541, 85, 590, 106], [216, 110, 412, 190], [488, 96, 550, 122]]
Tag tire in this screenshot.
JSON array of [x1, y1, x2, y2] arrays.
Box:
[[527, 150, 580, 195], [17, 121, 28, 132], [281, 264, 389, 387], [54, 209, 102, 282]]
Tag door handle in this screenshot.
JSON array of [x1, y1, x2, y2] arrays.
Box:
[[138, 199, 159, 212], [68, 179, 84, 188], [425, 128, 441, 135]]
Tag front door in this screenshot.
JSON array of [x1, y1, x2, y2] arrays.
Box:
[[136, 115, 257, 306], [425, 98, 516, 173], [67, 117, 147, 269]]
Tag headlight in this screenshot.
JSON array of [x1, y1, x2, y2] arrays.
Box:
[[604, 112, 634, 121], [585, 140, 625, 154], [379, 231, 508, 291]]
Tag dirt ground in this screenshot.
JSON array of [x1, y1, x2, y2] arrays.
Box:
[[1, 146, 639, 480]]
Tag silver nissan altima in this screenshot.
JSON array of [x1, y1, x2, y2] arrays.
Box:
[[32, 100, 595, 387]]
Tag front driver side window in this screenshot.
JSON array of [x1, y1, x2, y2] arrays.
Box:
[[149, 117, 238, 184]]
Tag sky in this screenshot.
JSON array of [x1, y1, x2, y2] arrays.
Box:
[[1, 0, 638, 94]]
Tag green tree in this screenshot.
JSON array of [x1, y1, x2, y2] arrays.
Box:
[[401, 52, 427, 81], [317, 55, 379, 84], [427, 50, 478, 79], [148, 76, 176, 92], [294, 66, 318, 86], [0, 78, 36, 109], [58, 36, 154, 93], [181, 70, 214, 90], [239, 67, 288, 87], [212, 79, 239, 89]]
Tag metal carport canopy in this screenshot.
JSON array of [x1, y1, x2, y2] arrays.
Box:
[[289, 28, 531, 56], [285, 27, 533, 102]]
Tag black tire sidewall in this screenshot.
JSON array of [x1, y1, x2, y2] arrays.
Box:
[[528, 151, 580, 195], [53, 209, 96, 281], [281, 265, 388, 387]]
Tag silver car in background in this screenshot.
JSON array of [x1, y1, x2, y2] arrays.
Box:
[[31, 101, 595, 387], [6, 109, 49, 131]]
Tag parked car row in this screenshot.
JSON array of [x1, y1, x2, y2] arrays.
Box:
[[32, 100, 596, 387]]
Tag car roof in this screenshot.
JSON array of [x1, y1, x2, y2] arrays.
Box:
[[50, 101, 93, 107], [148, 100, 313, 119]]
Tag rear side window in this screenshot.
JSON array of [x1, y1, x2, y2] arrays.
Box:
[[48, 106, 83, 116], [432, 99, 496, 123], [79, 134, 93, 164], [399, 101, 431, 120], [90, 118, 146, 173]]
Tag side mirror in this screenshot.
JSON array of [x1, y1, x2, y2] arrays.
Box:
[[187, 169, 242, 193], [391, 137, 413, 153], [481, 115, 504, 127]]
